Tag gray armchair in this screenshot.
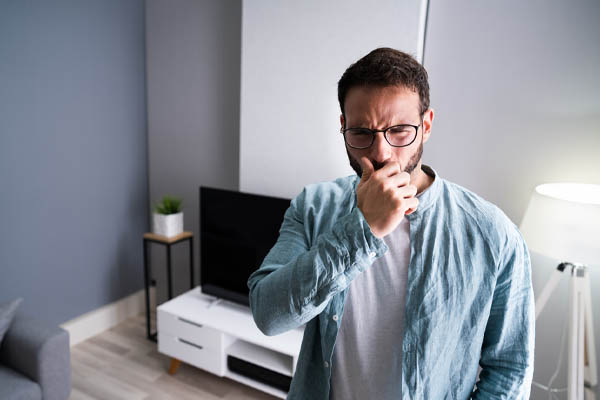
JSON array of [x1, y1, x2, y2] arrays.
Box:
[[0, 314, 71, 400]]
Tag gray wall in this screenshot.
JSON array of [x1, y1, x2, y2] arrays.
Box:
[[423, 0, 600, 397], [0, 0, 148, 325], [145, 0, 241, 304]]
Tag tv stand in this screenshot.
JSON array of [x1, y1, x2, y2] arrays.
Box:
[[157, 287, 304, 398]]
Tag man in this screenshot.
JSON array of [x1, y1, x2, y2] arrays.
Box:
[[247, 48, 534, 399]]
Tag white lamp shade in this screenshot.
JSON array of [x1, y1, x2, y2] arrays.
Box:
[[519, 183, 600, 266]]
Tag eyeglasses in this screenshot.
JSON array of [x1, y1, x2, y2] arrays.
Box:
[[341, 122, 420, 149]]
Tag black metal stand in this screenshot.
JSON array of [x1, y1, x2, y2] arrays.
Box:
[[142, 231, 194, 342]]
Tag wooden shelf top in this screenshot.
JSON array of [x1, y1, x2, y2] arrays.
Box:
[[143, 231, 193, 244]]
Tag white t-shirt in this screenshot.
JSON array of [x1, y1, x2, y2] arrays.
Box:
[[329, 215, 411, 400]]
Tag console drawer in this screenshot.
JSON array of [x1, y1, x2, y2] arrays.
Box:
[[158, 331, 224, 376], [158, 309, 223, 352]]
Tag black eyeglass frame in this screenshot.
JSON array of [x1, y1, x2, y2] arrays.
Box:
[[340, 120, 422, 149]]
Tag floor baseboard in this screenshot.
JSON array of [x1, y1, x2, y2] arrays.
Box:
[[61, 287, 156, 347]]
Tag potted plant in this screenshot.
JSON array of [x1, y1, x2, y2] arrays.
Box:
[[152, 195, 184, 237]]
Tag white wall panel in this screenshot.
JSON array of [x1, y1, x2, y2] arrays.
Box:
[[240, 0, 425, 198]]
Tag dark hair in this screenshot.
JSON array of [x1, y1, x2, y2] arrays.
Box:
[[337, 47, 430, 117]]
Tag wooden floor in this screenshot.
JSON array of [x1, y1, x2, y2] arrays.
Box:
[[69, 313, 278, 400]]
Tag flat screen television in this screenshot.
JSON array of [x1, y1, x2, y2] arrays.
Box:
[[200, 186, 291, 307]]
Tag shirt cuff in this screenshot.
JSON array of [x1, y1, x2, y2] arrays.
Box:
[[335, 206, 389, 271]]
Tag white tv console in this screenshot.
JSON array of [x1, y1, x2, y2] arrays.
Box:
[[157, 287, 304, 399]]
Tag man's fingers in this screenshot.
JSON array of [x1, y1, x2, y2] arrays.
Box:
[[386, 170, 412, 190], [396, 183, 417, 198], [404, 197, 419, 215], [375, 160, 402, 178], [359, 157, 374, 181]]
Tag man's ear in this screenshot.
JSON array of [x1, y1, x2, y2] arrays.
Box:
[[340, 114, 345, 130], [422, 108, 434, 143]]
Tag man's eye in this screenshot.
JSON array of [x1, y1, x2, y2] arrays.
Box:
[[349, 129, 371, 136], [388, 126, 412, 134]]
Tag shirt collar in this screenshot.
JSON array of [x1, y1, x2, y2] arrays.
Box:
[[351, 164, 442, 218]]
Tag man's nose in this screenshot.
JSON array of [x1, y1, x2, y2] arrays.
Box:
[[369, 132, 392, 163]]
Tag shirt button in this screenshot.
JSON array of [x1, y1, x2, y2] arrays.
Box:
[[324, 361, 329, 368], [332, 314, 338, 321], [368, 251, 376, 258]]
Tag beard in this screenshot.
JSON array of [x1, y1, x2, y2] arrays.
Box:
[[346, 135, 424, 178]]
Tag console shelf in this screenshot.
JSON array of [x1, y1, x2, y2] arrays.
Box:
[[227, 339, 294, 377]]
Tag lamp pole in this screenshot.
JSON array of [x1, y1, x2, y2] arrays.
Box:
[[535, 262, 597, 400]]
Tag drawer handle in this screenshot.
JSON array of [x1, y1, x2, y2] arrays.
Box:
[[179, 338, 203, 350], [178, 317, 203, 328]]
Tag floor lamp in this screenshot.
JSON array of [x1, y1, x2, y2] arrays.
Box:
[[520, 183, 599, 399]]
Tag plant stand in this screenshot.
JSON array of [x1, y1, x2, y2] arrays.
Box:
[[143, 231, 194, 342]]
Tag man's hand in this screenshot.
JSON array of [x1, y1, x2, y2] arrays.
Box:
[[356, 157, 419, 238]]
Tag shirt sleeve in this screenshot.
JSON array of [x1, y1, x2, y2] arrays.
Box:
[[247, 187, 388, 336], [471, 225, 536, 399]]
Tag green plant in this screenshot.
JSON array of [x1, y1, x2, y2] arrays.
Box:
[[153, 195, 183, 215]]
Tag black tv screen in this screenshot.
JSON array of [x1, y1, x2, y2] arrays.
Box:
[[200, 186, 291, 306]]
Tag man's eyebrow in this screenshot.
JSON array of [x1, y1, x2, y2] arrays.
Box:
[[348, 119, 413, 128]]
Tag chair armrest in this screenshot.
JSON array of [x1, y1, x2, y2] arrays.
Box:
[[0, 314, 71, 400]]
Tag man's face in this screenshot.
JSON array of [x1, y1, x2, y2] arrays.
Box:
[[341, 85, 432, 177]]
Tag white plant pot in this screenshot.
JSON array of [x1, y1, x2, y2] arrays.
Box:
[[152, 212, 183, 238]]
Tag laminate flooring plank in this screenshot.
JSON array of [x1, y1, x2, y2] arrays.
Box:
[[87, 335, 131, 356], [71, 347, 111, 371], [224, 385, 284, 400], [71, 355, 104, 380], [162, 361, 232, 397], [125, 346, 171, 375], [97, 351, 164, 386], [99, 329, 155, 356], [152, 373, 224, 400], [68, 387, 97, 400], [76, 340, 125, 365], [71, 366, 148, 400]]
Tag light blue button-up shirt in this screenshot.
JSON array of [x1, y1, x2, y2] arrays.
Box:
[[247, 165, 535, 399]]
